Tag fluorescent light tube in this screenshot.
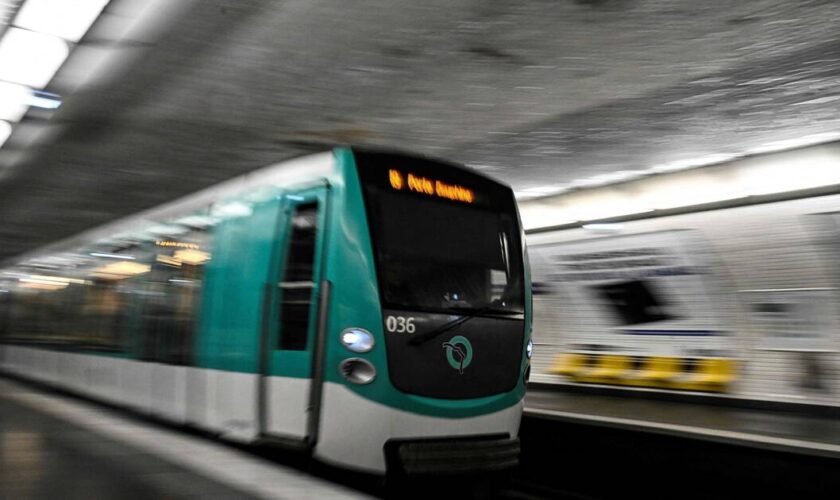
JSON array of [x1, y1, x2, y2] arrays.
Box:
[[0, 121, 11, 148], [0, 28, 69, 88], [0, 81, 30, 121], [14, 0, 110, 42]]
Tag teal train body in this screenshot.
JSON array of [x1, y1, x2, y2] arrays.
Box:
[[0, 148, 532, 475]]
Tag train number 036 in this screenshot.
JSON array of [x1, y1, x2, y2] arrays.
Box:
[[385, 316, 416, 333]]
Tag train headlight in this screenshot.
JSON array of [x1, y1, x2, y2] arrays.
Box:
[[340, 328, 374, 353], [339, 358, 376, 384], [526, 338, 533, 359]]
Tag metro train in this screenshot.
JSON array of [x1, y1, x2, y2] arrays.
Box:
[[0, 148, 532, 475], [528, 191, 840, 407]]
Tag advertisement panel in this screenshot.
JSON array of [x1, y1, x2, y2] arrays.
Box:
[[531, 229, 731, 357]]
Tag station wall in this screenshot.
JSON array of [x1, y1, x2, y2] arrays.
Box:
[[528, 193, 840, 406]]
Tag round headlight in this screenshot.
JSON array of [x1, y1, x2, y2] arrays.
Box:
[[339, 358, 376, 384], [526, 338, 533, 359], [340, 327, 374, 353]]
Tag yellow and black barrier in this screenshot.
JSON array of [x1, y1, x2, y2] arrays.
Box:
[[548, 353, 737, 393]]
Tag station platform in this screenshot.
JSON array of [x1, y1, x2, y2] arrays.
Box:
[[524, 386, 840, 459], [0, 378, 371, 499]]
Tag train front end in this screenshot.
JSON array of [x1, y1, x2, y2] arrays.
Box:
[[315, 149, 532, 475]]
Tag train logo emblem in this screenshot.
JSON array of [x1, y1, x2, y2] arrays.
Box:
[[442, 335, 473, 374]]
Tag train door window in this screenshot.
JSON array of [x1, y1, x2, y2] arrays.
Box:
[[593, 279, 674, 325], [277, 202, 319, 351], [135, 223, 213, 365]]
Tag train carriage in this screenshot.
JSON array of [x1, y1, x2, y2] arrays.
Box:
[[0, 147, 532, 475]]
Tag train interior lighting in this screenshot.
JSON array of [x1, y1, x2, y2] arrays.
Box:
[[171, 248, 210, 265], [18, 278, 68, 290], [93, 260, 151, 279], [90, 252, 135, 260]]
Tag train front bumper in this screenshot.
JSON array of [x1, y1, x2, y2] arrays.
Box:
[[385, 435, 521, 476], [314, 382, 524, 474]]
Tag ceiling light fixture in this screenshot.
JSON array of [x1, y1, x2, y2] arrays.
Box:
[[0, 28, 69, 88], [0, 82, 30, 121], [14, 0, 110, 42], [0, 121, 11, 148], [739, 153, 840, 197]]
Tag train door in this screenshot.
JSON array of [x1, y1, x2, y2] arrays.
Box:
[[260, 186, 329, 443]]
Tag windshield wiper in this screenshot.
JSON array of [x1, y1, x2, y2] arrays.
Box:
[[409, 306, 519, 346], [444, 306, 521, 316]]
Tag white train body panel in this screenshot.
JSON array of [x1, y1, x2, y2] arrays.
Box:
[[0, 344, 522, 474], [315, 382, 523, 473]]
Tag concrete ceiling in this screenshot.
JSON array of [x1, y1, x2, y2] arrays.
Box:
[[2, 0, 840, 260]]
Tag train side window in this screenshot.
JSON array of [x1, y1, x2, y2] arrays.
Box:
[[137, 224, 213, 365], [277, 202, 319, 351]]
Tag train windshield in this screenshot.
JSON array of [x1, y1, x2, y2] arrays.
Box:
[[356, 152, 525, 316]]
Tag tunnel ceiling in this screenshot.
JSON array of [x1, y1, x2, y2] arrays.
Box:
[[2, 0, 840, 260]]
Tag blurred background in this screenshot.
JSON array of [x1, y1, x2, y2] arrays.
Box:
[[2, 0, 840, 498]]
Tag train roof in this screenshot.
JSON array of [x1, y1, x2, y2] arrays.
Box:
[[2, 150, 335, 269], [1, 147, 506, 268]]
